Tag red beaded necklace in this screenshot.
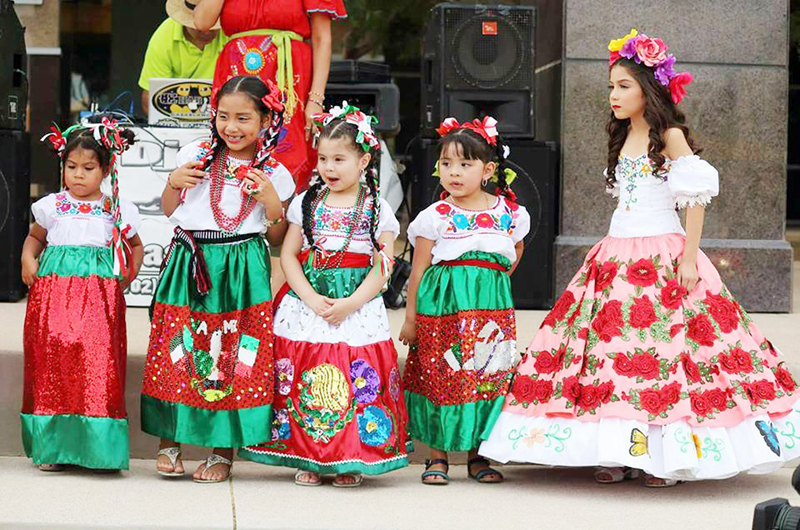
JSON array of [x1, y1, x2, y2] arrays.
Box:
[[209, 147, 257, 233], [310, 185, 367, 272]]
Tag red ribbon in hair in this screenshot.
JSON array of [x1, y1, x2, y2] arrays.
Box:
[[435, 116, 499, 145], [261, 79, 285, 113]]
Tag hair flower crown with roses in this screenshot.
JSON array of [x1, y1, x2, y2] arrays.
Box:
[[312, 101, 380, 153], [608, 28, 693, 105]]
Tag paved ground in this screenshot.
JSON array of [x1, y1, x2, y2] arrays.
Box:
[[0, 456, 796, 530]]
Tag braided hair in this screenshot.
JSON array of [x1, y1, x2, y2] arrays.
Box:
[[301, 119, 382, 253], [200, 76, 285, 172], [438, 127, 516, 203]]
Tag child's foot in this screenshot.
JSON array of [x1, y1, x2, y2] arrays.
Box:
[[332, 473, 363, 488], [421, 459, 450, 485], [467, 457, 503, 483], [294, 470, 322, 486], [38, 463, 65, 472], [193, 453, 233, 483], [594, 466, 640, 484], [156, 445, 184, 477], [644, 474, 679, 488]]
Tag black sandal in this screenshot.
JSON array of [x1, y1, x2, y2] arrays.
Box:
[[467, 457, 503, 483], [421, 458, 450, 485]]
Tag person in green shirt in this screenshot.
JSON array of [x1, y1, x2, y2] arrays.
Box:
[[138, 0, 228, 113]]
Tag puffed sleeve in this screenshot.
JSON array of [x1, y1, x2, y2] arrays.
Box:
[[286, 191, 306, 226], [604, 168, 620, 198], [120, 199, 142, 237], [376, 198, 399, 238], [30, 194, 56, 231], [270, 163, 296, 202], [668, 155, 719, 209], [407, 203, 442, 247], [304, 0, 347, 19], [510, 203, 530, 244]]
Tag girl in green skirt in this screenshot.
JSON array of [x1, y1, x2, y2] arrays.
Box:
[[399, 117, 530, 484], [141, 76, 294, 482]]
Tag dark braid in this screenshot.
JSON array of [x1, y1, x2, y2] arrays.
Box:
[[301, 176, 325, 248], [491, 136, 517, 203], [364, 164, 382, 253]]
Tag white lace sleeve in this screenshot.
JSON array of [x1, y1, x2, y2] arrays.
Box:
[[668, 155, 720, 209]]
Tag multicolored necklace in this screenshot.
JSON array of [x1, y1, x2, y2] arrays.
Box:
[[209, 147, 257, 233], [310, 185, 367, 272]]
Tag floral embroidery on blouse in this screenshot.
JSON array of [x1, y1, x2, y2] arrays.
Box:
[[616, 154, 671, 210], [54, 193, 112, 218], [435, 198, 520, 237], [312, 199, 376, 241]]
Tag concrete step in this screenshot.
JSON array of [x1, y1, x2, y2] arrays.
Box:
[[0, 456, 797, 529]]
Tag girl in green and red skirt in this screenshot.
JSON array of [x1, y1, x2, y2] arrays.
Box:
[[399, 117, 530, 485], [140, 76, 294, 483]]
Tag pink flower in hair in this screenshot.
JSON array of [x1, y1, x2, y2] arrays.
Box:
[[669, 72, 693, 104], [634, 37, 668, 67]]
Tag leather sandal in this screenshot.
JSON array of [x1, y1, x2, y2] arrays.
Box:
[[332, 473, 363, 488], [645, 474, 680, 488], [467, 457, 503, 483], [421, 458, 450, 485], [294, 469, 322, 487]]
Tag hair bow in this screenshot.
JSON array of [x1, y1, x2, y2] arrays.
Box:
[[435, 116, 499, 145], [261, 79, 285, 113], [312, 101, 380, 152]]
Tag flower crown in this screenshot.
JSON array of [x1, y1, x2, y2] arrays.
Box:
[[608, 28, 693, 105], [312, 101, 380, 152]]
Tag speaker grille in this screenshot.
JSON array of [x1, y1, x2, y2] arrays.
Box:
[[444, 6, 533, 90]]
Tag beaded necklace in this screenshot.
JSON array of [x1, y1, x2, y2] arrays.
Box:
[[309, 184, 368, 273], [209, 147, 257, 233]]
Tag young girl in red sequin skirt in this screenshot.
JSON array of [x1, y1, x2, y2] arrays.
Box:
[[140, 76, 295, 483], [22, 121, 143, 472]]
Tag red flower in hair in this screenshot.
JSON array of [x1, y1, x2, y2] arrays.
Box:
[[262, 80, 285, 113], [669, 72, 693, 105]]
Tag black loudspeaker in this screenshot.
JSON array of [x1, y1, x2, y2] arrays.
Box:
[[0, 130, 30, 301], [325, 83, 400, 134], [0, 1, 27, 131], [421, 3, 535, 139], [410, 138, 558, 309]]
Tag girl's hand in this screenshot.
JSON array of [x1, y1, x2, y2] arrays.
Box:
[[320, 296, 356, 326], [168, 160, 206, 189], [398, 319, 416, 346], [304, 293, 333, 316], [119, 275, 133, 292], [242, 169, 280, 206], [677, 257, 700, 293], [304, 100, 323, 141], [21, 256, 38, 286]]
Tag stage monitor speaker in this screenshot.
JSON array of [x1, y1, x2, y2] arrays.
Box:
[[0, 1, 27, 131], [325, 83, 400, 134], [421, 3, 535, 139], [410, 138, 558, 309], [0, 130, 30, 301]]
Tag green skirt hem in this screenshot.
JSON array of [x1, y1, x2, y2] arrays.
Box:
[[140, 394, 272, 448], [237, 448, 409, 475], [20, 413, 129, 470], [404, 392, 505, 452]]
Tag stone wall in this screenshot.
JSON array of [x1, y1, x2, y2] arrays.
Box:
[[557, 0, 792, 311]]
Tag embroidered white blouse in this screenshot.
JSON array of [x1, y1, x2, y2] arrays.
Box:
[[606, 154, 719, 238], [407, 196, 530, 264], [287, 190, 400, 256], [31, 191, 142, 247], [170, 140, 296, 234]]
